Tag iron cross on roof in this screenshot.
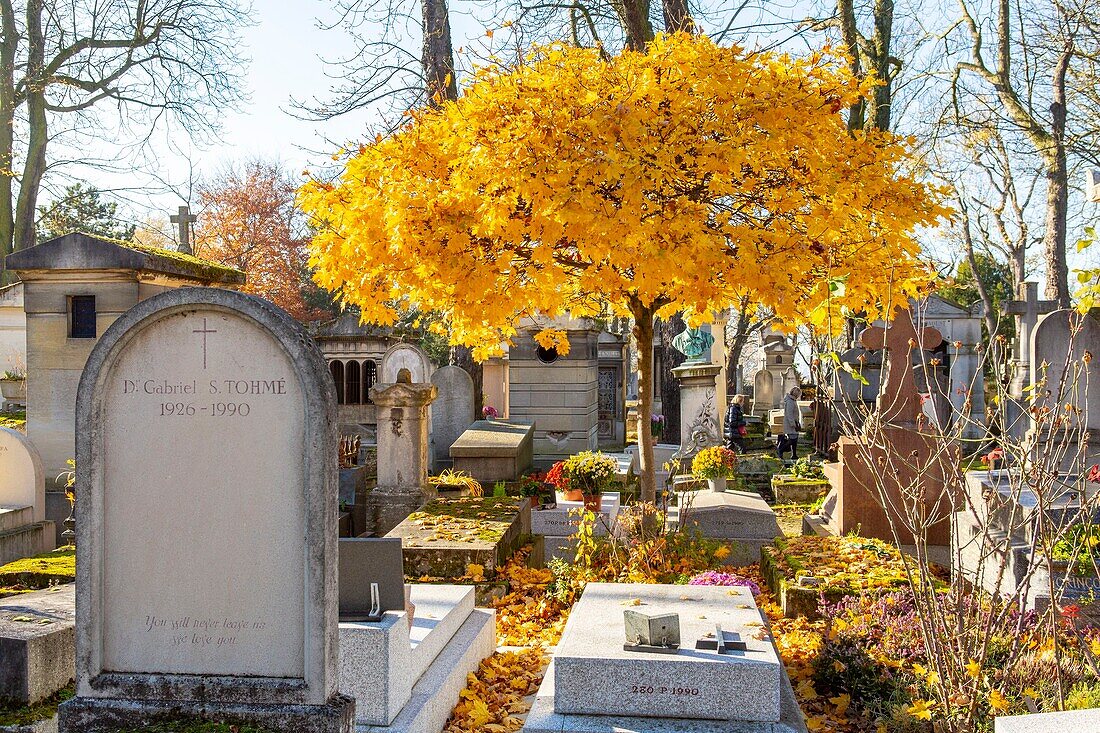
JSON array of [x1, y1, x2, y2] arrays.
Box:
[[170, 205, 198, 255], [859, 305, 943, 425]]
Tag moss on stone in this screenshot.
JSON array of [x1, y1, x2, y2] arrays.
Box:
[[0, 684, 73, 726], [0, 546, 75, 592], [0, 410, 25, 431], [111, 724, 272, 733], [124, 242, 244, 283]]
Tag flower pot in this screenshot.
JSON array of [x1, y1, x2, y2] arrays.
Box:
[[708, 477, 727, 493], [1, 379, 24, 401], [563, 488, 584, 502], [583, 493, 601, 511]]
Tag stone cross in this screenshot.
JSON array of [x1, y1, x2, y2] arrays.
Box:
[[1006, 282, 1057, 364], [859, 305, 943, 424], [170, 205, 198, 255]]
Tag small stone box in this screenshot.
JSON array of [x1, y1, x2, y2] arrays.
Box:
[[530, 493, 620, 538], [450, 420, 534, 482], [553, 583, 782, 722]]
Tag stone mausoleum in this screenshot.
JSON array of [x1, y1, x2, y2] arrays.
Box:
[[4, 233, 244, 540]]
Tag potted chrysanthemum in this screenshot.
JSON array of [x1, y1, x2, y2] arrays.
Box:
[[692, 446, 738, 492], [562, 451, 618, 510]]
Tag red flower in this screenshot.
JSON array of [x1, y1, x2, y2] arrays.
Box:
[[545, 461, 569, 490], [1088, 465, 1100, 484]]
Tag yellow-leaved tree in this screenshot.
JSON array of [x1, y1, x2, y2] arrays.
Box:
[[299, 33, 948, 501]]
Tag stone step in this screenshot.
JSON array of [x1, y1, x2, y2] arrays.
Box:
[[360, 608, 495, 733], [0, 521, 55, 567], [341, 584, 476, 727], [0, 584, 75, 704], [822, 461, 841, 489], [408, 585, 475, 684], [0, 506, 35, 533]]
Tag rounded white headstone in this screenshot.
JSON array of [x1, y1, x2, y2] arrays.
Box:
[[430, 366, 476, 463], [381, 343, 431, 384], [0, 427, 45, 520]]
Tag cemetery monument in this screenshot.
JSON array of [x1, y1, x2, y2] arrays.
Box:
[[58, 288, 353, 732]]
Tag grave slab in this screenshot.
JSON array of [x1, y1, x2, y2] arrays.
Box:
[[0, 584, 74, 704], [387, 497, 526, 577], [531, 493, 620, 537], [553, 583, 782, 722], [994, 708, 1100, 732]]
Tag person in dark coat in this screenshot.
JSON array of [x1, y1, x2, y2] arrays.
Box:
[[724, 395, 747, 453], [776, 387, 803, 460]]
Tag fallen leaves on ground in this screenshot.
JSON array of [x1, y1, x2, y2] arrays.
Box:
[[444, 648, 549, 733]]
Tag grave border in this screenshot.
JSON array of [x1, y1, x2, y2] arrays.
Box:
[[65, 288, 343, 712]]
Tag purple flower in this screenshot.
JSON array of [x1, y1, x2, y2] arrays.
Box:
[[688, 571, 761, 596]]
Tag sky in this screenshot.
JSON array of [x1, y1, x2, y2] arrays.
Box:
[[86, 0, 491, 235]]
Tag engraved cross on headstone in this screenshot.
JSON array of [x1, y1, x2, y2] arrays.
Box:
[[170, 205, 198, 256], [192, 317, 217, 370], [859, 305, 943, 424]]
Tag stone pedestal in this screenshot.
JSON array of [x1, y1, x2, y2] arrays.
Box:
[[671, 363, 722, 448], [825, 426, 959, 545], [368, 380, 438, 536]]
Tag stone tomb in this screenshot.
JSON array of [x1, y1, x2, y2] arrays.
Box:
[[0, 583, 75, 705], [674, 490, 782, 566], [524, 583, 807, 733], [449, 419, 534, 481], [954, 470, 1100, 618], [59, 289, 353, 732], [337, 538, 495, 732], [0, 427, 54, 565]]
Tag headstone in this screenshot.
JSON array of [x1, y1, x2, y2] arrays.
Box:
[[1006, 283, 1058, 433], [338, 538, 406, 620], [381, 343, 431, 384], [59, 288, 353, 732], [751, 331, 795, 416], [670, 363, 721, 454], [430, 365, 475, 467], [0, 427, 54, 564], [677, 490, 781, 565]]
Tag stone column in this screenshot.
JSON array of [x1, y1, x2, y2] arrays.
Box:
[[671, 362, 722, 448], [367, 378, 438, 535]]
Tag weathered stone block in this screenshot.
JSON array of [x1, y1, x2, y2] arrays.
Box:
[[0, 584, 75, 705]]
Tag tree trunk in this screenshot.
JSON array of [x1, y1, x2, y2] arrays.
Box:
[[610, 0, 654, 50], [632, 302, 657, 502], [13, 0, 45, 255], [0, 0, 16, 283], [837, 0, 866, 131], [422, 0, 457, 106], [1043, 45, 1072, 308], [661, 0, 695, 34], [870, 0, 894, 131]]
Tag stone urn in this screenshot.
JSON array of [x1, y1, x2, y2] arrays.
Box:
[[0, 377, 24, 402], [708, 477, 728, 493]]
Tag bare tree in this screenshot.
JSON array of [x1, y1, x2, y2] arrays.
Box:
[[0, 0, 250, 282], [953, 0, 1100, 307]]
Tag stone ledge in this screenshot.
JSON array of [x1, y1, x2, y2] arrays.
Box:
[[0, 585, 75, 704], [360, 608, 495, 733], [57, 694, 355, 733]]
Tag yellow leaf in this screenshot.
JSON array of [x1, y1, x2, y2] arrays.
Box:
[[829, 692, 850, 716], [965, 659, 981, 678], [989, 688, 1010, 712], [907, 699, 935, 721]]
